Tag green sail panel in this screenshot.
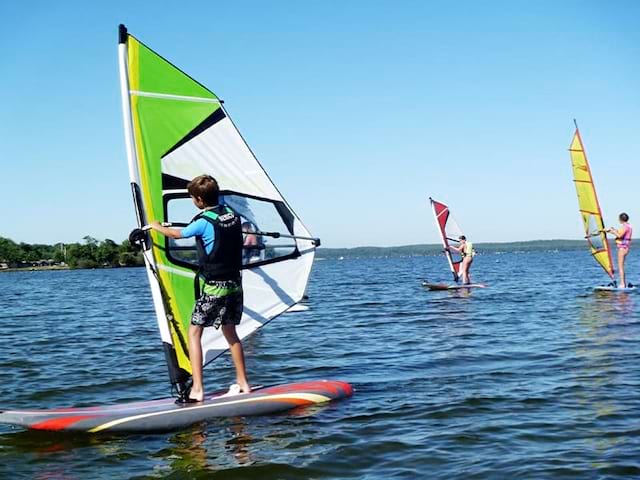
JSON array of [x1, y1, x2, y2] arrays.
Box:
[[133, 39, 218, 100]]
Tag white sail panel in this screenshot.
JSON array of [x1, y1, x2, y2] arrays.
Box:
[[161, 115, 283, 202], [202, 251, 314, 363]]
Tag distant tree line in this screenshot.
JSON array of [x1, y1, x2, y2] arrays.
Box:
[[316, 239, 587, 259], [0, 236, 144, 269]]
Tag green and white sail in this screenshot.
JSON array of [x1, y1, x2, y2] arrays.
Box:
[[117, 25, 318, 393]]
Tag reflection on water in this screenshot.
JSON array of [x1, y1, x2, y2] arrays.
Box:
[[159, 427, 215, 475], [225, 419, 253, 466], [572, 291, 638, 469]]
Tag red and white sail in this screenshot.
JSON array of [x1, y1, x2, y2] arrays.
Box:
[[430, 198, 464, 282]]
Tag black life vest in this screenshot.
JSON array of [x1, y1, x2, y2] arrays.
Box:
[[193, 205, 243, 282]]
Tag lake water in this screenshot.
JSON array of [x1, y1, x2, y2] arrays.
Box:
[[1, 250, 639, 479]]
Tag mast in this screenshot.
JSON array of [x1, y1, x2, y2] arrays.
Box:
[[118, 24, 191, 395]]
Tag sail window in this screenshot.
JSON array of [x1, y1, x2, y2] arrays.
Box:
[[165, 196, 199, 265], [164, 194, 298, 269], [222, 194, 297, 265], [585, 214, 605, 251]]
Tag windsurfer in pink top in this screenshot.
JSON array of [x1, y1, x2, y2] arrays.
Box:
[[607, 213, 632, 288]]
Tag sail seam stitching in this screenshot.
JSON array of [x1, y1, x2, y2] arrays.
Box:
[[129, 90, 221, 104]]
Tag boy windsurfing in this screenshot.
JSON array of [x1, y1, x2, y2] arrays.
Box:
[[150, 174, 250, 402]]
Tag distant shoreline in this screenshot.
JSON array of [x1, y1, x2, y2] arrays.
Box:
[[1, 240, 590, 271], [0, 265, 144, 273], [316, 239, 587, 259], [0, 235, 144, 272], [0, 265, 70, 273]]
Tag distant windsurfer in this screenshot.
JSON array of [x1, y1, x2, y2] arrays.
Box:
[[150, 174, 251, 402], [607, 213, 632, 288], [448, 235, 475, 284]]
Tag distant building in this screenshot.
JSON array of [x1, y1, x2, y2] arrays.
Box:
[[35, 259, 56, 267]]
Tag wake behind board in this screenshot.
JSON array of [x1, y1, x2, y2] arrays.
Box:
[[422, 282, 487, 291], [0, 380, 352, 434], [594, 285, 637, 292]]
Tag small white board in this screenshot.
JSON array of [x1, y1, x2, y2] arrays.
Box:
[[594, 285, 637, 292], [286, 303, 310, 313], [422, 282, 487, 291]]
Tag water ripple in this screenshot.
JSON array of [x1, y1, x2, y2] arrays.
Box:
[[1, 252, 640, 478]]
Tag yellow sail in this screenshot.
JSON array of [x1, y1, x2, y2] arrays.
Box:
[[569, 127, 615, 280]]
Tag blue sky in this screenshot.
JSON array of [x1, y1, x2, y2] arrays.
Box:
[[2, 1, 639, 248]]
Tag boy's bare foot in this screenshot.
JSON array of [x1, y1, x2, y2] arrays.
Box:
[[238, 381, 251, 394], [188, 387, 204, 402]]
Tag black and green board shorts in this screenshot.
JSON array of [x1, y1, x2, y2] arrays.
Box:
[[191, 279, 243, 329]]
